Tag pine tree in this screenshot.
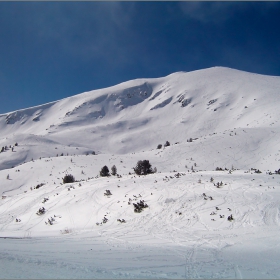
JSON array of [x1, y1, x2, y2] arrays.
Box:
[[100, 165, 110, 177], [111, 165, 117, 176], [134, 160, 154, 175]]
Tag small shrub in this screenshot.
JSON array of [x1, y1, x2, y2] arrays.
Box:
[[36, 207, 46, 215], [61, 227, 72, 234], [35, 183, 45, 189], [104, 189, 112, 196], [164, 141, 170, 147], [228, 214, 234, 221], [63, 174, 75, 184]]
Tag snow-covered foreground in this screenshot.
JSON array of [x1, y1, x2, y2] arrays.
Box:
[[1, 160, 280, 278], [1, 67, 280, 278], [0, 226, 279, 279]]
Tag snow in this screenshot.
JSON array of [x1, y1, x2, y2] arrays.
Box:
[[0, 66, 280, 278]]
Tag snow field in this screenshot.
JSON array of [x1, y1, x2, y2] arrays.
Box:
[[1, 67, 280, 278], [0, 166, 279, 278]]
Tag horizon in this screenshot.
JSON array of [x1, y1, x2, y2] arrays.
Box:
[[0, 2, 280, 114]]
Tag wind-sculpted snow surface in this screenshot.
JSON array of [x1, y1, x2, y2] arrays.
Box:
[[150, 97, 173, 110], [1, 67, 280, 278], [3, 102, 55, 125]]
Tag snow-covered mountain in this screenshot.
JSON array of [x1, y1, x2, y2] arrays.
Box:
[[1, 66, 280, 170], [1, 67, 280, 278]]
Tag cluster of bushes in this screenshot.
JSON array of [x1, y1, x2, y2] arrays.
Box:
[[0, 143, 18, 153], [247, 168, 262, 174], [133, 200, 148, 213], [96, 216, 109, 226], [34, 183, 45, 189], [99, 160, 157, 177], [99, 161, 156, 177], [157, 141, 170, 149], [216, 167, 226, 171], [215, 181, 223, 188], [46, 216, 55, 225], [134, 160, 156, 175], [61, 160, 156, 188], [100, 165, 117, 177]]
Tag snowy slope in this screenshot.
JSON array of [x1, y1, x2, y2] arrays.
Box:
[[1, 66, 280, 170], [0, 67, 280, 278]]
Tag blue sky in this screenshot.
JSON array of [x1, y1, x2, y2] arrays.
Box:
[[0, 2, 279, 114]]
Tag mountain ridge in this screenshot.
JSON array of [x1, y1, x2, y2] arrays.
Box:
[[0, 66, 280, 169]]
